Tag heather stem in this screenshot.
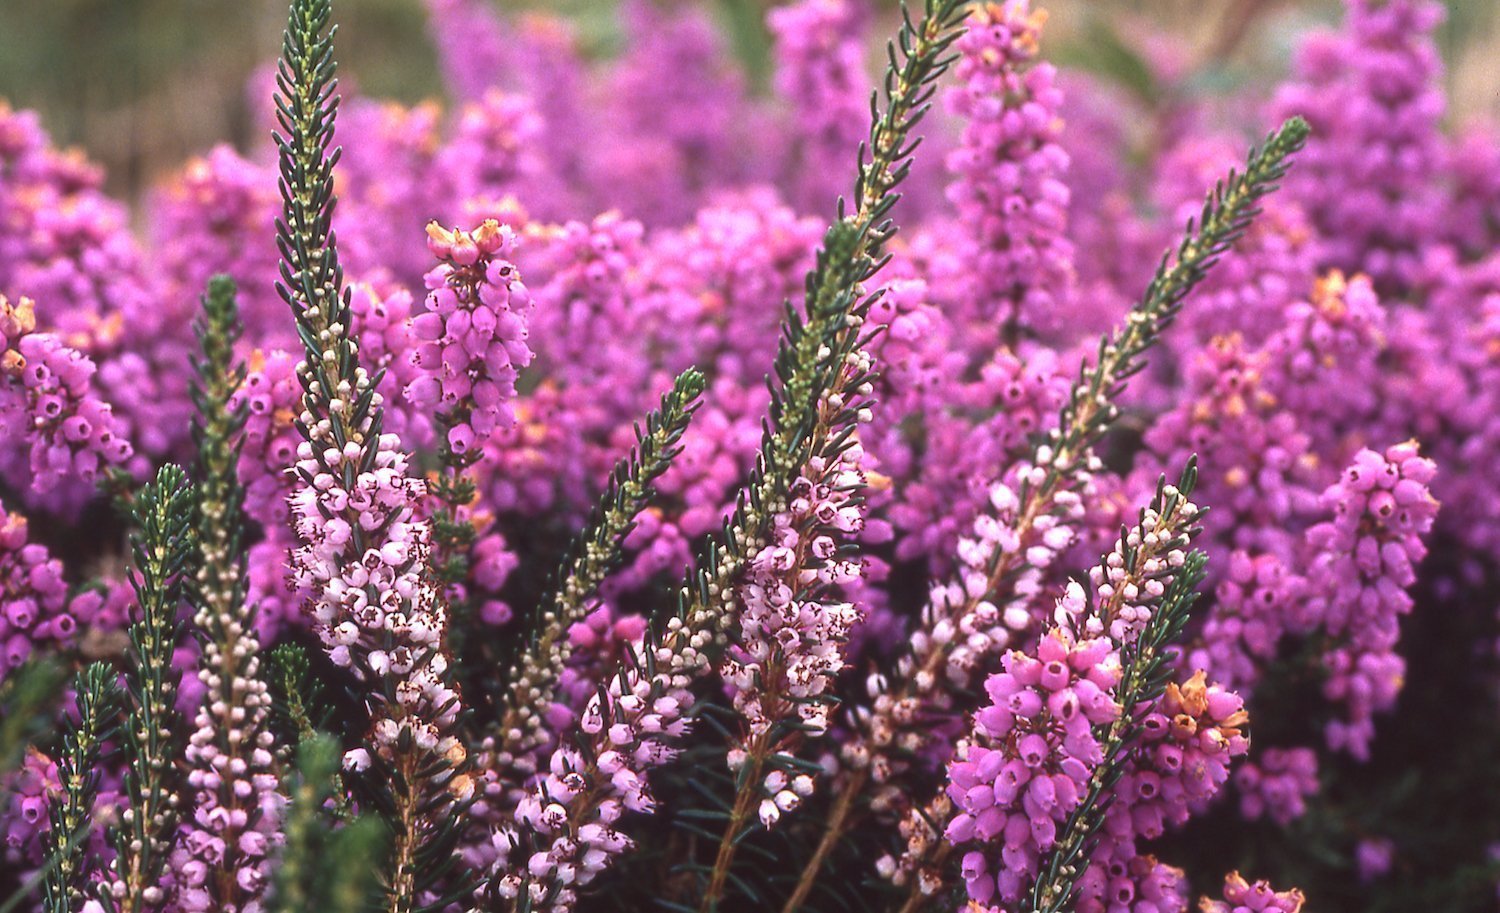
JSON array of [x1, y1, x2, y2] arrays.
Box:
[[42, 663, 119, 913], [496, 367, 706, 771]]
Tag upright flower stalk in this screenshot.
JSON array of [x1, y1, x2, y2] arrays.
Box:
[[493, 2, 970, 908], [407, 220, 533, 592], [105, 464, 196, 913], [491, 367, 707, 788], [782, 118, 1310, 913], [899, 464, 1207, 911], [945, 0, 1075, 344], [698, 432, 870, 913], [274, 1, 471, 909], [171, 276, 281, 913], [42, 662, 120, 913]]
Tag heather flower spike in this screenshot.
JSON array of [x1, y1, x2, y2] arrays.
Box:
[[494, 2, 969, 908], [106, 463, 197, 913], [9, 0, 1500, 908], [1025, 469, 1211, 913], [274, 0, 472, 908], [413, 219, 533, 595], [42, 663, 120, 913], [495, 367, 707, 780], [174, 276, 281, 913], [900, 462, 1207, 912]]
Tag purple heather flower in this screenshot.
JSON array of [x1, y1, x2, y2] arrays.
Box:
[[408, 220, 534, 454], [1199, 872, 1305, 913], [0, 295, 132, 511], [768, 0, 870, 215], [942, 627, 1122, 906], [1304, 442, 1438, 758], [1235, 747, 1319, 826], [723, 442, 868, 826], [945, 0, 1075, 345], [1272, 0, 1448, 295]]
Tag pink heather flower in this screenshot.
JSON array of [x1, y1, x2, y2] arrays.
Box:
[[1235, 748, 1319, 826], [423, 0, 508, 103], [1272, 0, 1447, 295], [408, 220, 534, 454], [644, 189, 823, 384], [1261, 271, 1387, 452], [0, 295, 132, 511], [528, 211, 651, 400], [1356, 837, 1395, 882], [768, 0, 869, 215], [945, 0, 1075, 344], [723, 442, 867, 827], [591, 0, 762, 225], [439, 90, 544, 211], [942, 627, 1122, 906], [0, 506, 80, 682], [1073, 852, 1189, 913], [1190, 551, 1306, 692], [1306, 442, 1438, 650], [1139, 335, 1319, 563], [853, 459, 1091, 796], [287, 416, 468, 791], [1302, 442, 1437, 757], [4, 717, 126, 870], [230, 348, 305, 641], [171, 613, 282, 911], [887, 344, 1069, 571], [1098, 670, 1250, 851], [494, 638, 695, 912], [334, 100, 447, 285], [1080, 486, 1202, 646], [1199, 872, 1305, 913], [149, 146, 284, 347]]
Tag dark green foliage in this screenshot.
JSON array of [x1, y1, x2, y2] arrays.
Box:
[[267, 643, 328, 754], [42, 663, 121, 913], [274, 0, 375, 457], [108, 463, 197, 913], [0, 659, 65, 775], [269, 734, 386, 913]]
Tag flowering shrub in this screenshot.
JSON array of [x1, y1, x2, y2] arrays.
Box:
[[0, 0, 1495, 912]]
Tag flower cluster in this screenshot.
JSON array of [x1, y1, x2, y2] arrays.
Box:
[[497, 644, 694, 911], [0, 294, 131, 506], [944, 0, 1074, 342], [768, 0, 868, 214], [409, 220, 534, 456], [944, 628, 1122, 906], [723, 442, 867, 827], [0, 508, 76, 682], [1200, 872, 1306, 913], [1235, 747, 1320, 826], [1304, 442, 1438, 758], [4, 0, 1497, 908], [289, 429, 464, 773]]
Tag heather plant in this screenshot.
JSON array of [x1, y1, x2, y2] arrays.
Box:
[[0, 0, 1495, 912]]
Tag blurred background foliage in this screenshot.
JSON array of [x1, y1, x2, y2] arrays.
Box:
[[0, 0, 1497, 205]]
